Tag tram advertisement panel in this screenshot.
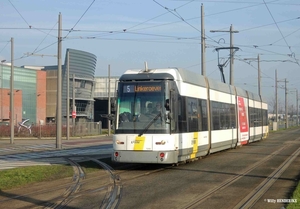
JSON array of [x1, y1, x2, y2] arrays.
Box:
[[237, 96, 249, 143]]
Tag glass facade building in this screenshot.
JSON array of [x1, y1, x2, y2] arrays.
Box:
[[0, 49, 123, 127], [0, 64, 46, 125], [94, 76, 118, 99], [45, 48, 97, 123], [94, 76, 119, 127]]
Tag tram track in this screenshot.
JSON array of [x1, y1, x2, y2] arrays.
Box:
[[1, 130, 299, 208], [233, 144, 300, 209], [44, 158, 85, 209], [3, 142, 296, 209], [97, 132, 300, 209], [0, 156, 124, 209], [181, 135, 300, 209], [47, 131, 300, 209], [181, 145, 292, 208]]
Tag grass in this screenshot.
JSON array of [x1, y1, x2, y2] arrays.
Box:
[[0, 159, 111, 191], [0, 165, 74, 191], [287, 181, 300, 209]]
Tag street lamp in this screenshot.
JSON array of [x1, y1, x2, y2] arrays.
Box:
[[1, 59, 6, 122]]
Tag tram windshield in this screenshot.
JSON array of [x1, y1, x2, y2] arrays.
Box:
[[115, 81, 169, 134]]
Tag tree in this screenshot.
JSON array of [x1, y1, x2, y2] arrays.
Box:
[[268, 96, 283, 114], [288, 104, 296, 117]]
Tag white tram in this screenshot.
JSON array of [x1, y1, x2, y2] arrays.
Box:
[[112, 68, 268, 164]]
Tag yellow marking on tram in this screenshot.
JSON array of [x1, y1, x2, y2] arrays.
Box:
[[133, 136, 146, 150], [191, 132, 198, 159], [263, 127, 269, 139]]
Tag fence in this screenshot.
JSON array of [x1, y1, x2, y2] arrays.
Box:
[[269, 118, 299, 131], [1, 119, 297, 138], [0, 122, 103, 138]]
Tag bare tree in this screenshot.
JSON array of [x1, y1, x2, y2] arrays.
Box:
[[268, 96, 283, 114], [288, 104, 295, 117]]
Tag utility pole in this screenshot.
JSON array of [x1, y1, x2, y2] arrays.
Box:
[[296, 90, 299, 126], [275, 69, 278, 123], [201, 4, 206, 76], [244, 54, 261, 96], [56, 12, 62, 149], [277, 76, 287, 129], [273, 69, 278, 131], [108, 65, 111, 136], [294, 89, 298, 126], [285, 79, 288, 129], [10, 37, 14, 144], [229, 25, 235, 85], [296, 89, 299, 126], [210, 24, 239, 85], [66, 51, 70, 140], [257, 54, 261, 96]]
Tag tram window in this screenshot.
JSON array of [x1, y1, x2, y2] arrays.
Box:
[[230, 104, 236, 128], [197, 99, 202, 131], [165, 99, 170, 111], [178, 97, 187, 132], [211, 101, 220, 130], [256, 108, 259, 126], [119, 101, 131, 114], [249, 107, 252, 127], [262, 109, 268, 126], [220, 103, 230, 129], [220, 104, 225, 129], [249, 107, 256, 127], [211, 101, 234, 130], [256, 108, 262, 127], [187, 98, 198, 132], [201, 100, 208, 131]]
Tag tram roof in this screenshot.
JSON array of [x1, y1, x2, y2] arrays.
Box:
[[120, 68, 265, 101], [120, 68, 207, 87]]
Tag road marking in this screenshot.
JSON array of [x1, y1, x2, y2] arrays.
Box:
[[0, 145, 113, 170]]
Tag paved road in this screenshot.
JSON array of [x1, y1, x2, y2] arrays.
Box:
[[1, 131, 299, 208], [113, 129, 300, 209], [0, 136, 113, 170]]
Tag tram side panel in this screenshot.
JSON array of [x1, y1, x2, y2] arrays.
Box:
[[209, 89, 237, 153], [248, 93, 263, 143], [262, 100, 269, 139], [236, 96, 250, 145], [175, 81, 210, 162]]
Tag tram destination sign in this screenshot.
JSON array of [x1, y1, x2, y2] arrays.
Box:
[[123, 85, 162, 93]]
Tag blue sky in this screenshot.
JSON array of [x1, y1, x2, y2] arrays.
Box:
[[0, 0, 300, 111]]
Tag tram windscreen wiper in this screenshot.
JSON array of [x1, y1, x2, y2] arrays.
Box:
[[138, 112, 161, 136]]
